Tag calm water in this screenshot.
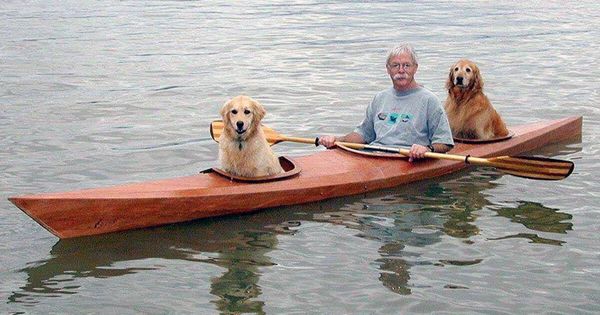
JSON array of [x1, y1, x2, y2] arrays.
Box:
[[2, 1, 599, 313]]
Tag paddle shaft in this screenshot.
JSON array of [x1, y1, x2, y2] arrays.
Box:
[[278, 136, 319, 146], [281, 135, 564, 175], [328, 142, 569, 176], [281, 135, 471, 162]]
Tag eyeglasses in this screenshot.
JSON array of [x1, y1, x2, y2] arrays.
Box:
[[388, 63, 414, 71]]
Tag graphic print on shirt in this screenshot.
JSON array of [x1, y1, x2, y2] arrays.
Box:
[[381, 112, 413, 125], [400, 113, 413, 122], [388, 112, 399, 125]]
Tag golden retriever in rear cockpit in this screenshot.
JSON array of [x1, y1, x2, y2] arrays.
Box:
[[218, 95, 283, 177], [445, 59, 509, 140]]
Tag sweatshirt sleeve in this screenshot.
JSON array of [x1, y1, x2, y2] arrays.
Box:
[[353, 95, 377, 144], [428, 97, 455, 146]]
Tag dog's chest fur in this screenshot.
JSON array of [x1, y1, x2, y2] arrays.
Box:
[[218, 129, 282, 177]]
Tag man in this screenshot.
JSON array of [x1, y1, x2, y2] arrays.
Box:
[[319, 44, 454, 162]]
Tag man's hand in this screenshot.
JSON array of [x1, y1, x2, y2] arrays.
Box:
[[408, 144, 430, 162], [318, 135, 337, 149], [318, 133, 367, 149]]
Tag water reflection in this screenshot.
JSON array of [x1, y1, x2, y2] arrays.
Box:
[[489, 201, 572, 246], [376, 242, 412, 295], [8, 217, 282, 313], [308, 169, 506, 294], [209, 230, 277, 314], [8, 168, 576, 308], [495, 201, 573, 234]]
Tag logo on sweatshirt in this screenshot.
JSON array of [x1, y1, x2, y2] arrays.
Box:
[[381, 112, 412, 125], [399, 113, 413, 122]]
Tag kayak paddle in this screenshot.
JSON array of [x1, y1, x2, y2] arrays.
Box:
[[210, 120, 574, 180]]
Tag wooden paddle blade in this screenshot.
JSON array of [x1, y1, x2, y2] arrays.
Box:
[[261, 124, 283, 145], [210, 120, 282, 145], [210, 120, 224, 143], [488, 156, 574, 180]]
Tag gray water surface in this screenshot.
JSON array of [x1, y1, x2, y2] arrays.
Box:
[[1, 1, 599, 314]]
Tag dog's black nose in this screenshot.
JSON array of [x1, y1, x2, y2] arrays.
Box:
[[456, 76, 464, 85], [236, 121, 244, 130]]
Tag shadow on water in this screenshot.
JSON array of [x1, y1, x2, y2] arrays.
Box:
[[8, 141, 580, 310]]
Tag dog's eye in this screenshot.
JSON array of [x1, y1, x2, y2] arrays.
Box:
[[244, 109, 251, 115], [231, 109, 238, 114], [466, 68, 471, 73], [454, 67, 459, 71]]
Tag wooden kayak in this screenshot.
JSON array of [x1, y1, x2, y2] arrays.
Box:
[[9, 116, 582, 239]]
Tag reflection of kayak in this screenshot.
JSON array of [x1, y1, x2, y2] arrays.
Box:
[[9, 116, 582, 239]]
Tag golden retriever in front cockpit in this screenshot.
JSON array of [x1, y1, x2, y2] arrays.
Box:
[[218, 95, 283, 177]]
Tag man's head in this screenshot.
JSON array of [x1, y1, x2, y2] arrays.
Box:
[[386, 44, 419, 91]]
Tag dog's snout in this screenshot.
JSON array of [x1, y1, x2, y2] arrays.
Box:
[[236, 121, 244, 130], [456, 76, 464, 85]]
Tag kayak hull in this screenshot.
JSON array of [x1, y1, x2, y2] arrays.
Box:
[[9, 116, 582, 239]]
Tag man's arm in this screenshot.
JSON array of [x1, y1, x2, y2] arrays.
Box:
[[431, 143, 452, 153], [424, 92, 454, 154]]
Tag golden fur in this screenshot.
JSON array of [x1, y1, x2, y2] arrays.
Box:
[[444, 59, 509, 140], [218, 95, 283, 177]]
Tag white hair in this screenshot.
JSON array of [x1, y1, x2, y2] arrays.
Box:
[[386, 44, 418, 66]]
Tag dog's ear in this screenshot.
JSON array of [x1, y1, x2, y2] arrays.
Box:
[[220, 99, 231, 121], [251, 99, 266, 122], [471, 65, 484, 93], [446, 64, 455, 91]]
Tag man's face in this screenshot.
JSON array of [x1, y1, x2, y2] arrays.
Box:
[[386, 53, 418, 91]]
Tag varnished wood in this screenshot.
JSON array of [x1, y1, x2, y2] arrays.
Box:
[[9, 116, 582, 239]]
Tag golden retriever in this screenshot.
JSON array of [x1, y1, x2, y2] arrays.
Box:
[[218, 95, 283, 177], [444, 59, 509, 140]]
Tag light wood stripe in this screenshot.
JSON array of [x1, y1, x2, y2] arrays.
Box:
[[493, 156, 574, 168], [500, 169, 566, 180]]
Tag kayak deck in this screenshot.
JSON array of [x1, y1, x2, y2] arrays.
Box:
[[9, 116, 582, 239]]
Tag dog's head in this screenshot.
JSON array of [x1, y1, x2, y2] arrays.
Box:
[[446, 59, 483, 93], [220, 95, 266, 140]]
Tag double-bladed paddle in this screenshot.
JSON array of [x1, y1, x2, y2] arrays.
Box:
[[210, 120, 574, 180]]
